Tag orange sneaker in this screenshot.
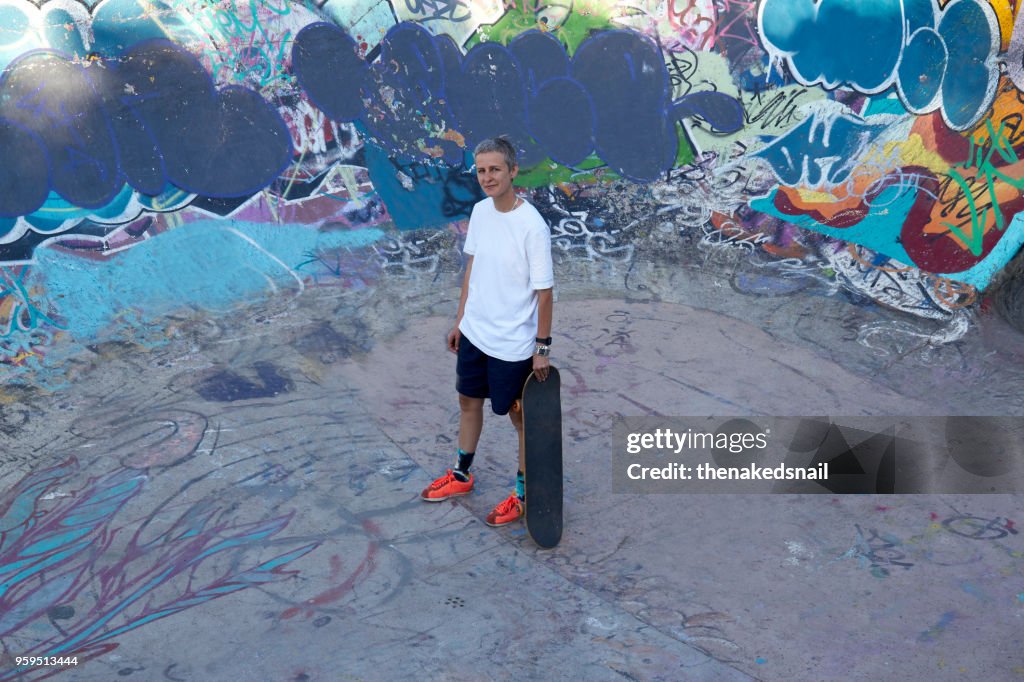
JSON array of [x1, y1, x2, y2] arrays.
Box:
[[485, 492, 524, 526], [421, 469, 473, 502]]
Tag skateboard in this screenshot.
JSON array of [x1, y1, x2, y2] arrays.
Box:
[[521, 366, 563, 548]]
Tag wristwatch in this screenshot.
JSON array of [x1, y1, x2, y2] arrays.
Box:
[[535, 344, 550, 357]]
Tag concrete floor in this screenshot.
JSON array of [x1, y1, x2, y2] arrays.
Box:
[[2, 259, 1024, 681]]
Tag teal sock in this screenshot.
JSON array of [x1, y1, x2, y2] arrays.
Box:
[[454, 449, 474, 482], [515, 470, 525, 500]]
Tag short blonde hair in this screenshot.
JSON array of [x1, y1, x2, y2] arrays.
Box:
[[473, 136, 517, 170]]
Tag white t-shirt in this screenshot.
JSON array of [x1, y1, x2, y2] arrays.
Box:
[[459, 197, 554, 361]]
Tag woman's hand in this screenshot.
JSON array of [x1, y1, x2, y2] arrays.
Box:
[[532, 353, 550, 381]]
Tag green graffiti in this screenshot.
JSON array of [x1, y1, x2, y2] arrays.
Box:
[[942, 118, 1024, 256], [468, 2, 622, 55], [516, 155, 615, 187]]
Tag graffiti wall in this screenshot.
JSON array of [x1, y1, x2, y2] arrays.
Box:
[[3, 0, 1024, 377]]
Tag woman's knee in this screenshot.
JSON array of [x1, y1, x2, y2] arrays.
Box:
[[459, 394, 485, 412], [508, 401, 523, 427]]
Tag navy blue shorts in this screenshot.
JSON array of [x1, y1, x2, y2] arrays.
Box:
[[456, 333, 533, 415]]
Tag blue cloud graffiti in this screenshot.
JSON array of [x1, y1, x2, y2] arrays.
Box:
[[758, 0, 1000, 130], [292, 22, 745, 182], [0, 40, 293, 217]]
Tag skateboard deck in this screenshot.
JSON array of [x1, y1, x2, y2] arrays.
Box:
[[521, 366, 563, 548]]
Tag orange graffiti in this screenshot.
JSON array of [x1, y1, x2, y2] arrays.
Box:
[[773, 165, 885, 228], [931, 276, 978, 309]]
